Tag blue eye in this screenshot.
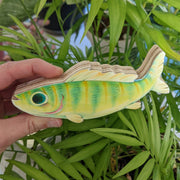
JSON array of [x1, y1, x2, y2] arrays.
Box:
[[31, 92, 48, 105]]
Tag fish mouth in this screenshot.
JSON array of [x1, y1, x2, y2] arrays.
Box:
[[12, 95, 20, 101], [46, 95, 64, 115]]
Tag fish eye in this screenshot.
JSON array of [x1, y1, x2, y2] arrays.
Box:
[[31, 92, 48, 106]]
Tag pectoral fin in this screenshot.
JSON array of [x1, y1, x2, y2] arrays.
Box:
[[126, 101, 141, 109], [66, 114, 84, 123]]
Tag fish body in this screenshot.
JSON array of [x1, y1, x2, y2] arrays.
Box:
[[12, 45, 169, 123]]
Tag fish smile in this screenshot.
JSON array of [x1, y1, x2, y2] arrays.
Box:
[[46, 95, 64, 115]]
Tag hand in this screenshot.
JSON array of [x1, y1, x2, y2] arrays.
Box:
[[0, 59, 63, 153]]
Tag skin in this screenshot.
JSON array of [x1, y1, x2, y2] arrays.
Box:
[[0, 59, 63, 153]]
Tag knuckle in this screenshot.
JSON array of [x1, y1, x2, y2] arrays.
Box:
[[26, 116, 39, 134]]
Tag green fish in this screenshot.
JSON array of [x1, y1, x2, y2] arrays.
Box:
[[12, 45, 169, 123]]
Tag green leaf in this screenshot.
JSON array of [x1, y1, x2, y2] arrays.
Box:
[[63, 118, 106, 131], [128, 110, 150, 148], [0, 36, 32, 49], [7, 160, 51, 180], [164, 147, 176, 171], [135, 0, 151, 24], [4, 152, 17, 175], [143, 97, 156, 157], [159, 108, 172, 165], [9, 15, 42, 56], [91, 128, 136, 137], [53, 132, 102, 149], [151, 92, 166, 131], [143, 23, 180, 61], [65, 0, 83, 5], [17, 143, 69, 180], [166, 93, 180, 129], [113, 151, 150, 178], [153, 10, 180, 33], [58, 29, 72, 60], [86, 47, 94, 61], [177, 163, 180, 180], [118, 112, 136, 133], [0, 25, 27, 41], [72, 162, 92, 179], [0, 46, 39, 59], [0, 175, 23, 180], [136, 158, 155, 180], [35, 138, 83, 180], [26, 127, 63, 139], [83, 157, 95, 173], [151, 94, 161, 159], [125, 1, 144, 30], [164, 65, 180, 77], [36, 0, 47, 16], [163, 0, 180, 9], [107, 0, 126, 60], [153, 164, 161, 180], [81, 0, 103, 40], [93, 145, 111, 180], [126, 1, 153, 48], [26, 155, 32, 180], [93, 131, 143, 146], [68, 139, 109, 162], [43, 3, 57, 23], [70, 45, 83, 61], [0, 0, 37, 26]]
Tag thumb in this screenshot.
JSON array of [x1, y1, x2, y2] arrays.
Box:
[[0, 114, 62, 153]]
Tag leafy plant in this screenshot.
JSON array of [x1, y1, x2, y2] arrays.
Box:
[[0, 0, 37, 26], [0, 0, 180, 179]]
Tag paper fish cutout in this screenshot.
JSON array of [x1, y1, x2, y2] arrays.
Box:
[[12, 45, 169, 123]]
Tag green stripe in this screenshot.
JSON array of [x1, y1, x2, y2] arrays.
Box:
[[90, 81, 101, 112], [109, 82, 120, 106], [54, 83, 66, 103], [125, 83, 137, 99], [69, 81, 82, 109], [24, 91, 32, 105]]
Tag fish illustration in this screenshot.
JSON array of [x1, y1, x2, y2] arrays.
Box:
[[12, 45, 169, 123]]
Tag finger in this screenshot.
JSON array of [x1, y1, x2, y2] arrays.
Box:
[[0, 114, 62, 153], [0, 59, 63, 90]]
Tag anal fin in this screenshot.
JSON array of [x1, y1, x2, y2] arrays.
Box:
[[126, 101, 141, 109], [152, 77, 169, 94], [66, 114, 84, 123]]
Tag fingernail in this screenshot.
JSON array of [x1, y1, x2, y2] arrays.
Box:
[[47, 119, 62, 128], [57, 67, 63, 75], [54, 66, 63, 73]]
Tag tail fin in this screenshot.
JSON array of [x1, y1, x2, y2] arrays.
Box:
[[137, 45, 169, 94], [152, 77, 169, 94]]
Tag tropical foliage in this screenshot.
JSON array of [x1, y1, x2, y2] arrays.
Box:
[[0, 0, 180, 179]]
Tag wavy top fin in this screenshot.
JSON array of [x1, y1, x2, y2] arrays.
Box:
[[65, 61, 138, 82]]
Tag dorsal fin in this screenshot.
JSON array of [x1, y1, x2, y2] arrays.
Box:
[[65, 61, 138, 82], [136, 45, 163, 79]]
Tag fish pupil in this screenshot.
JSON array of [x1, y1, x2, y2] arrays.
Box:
[[32, 93, 46, 105]]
